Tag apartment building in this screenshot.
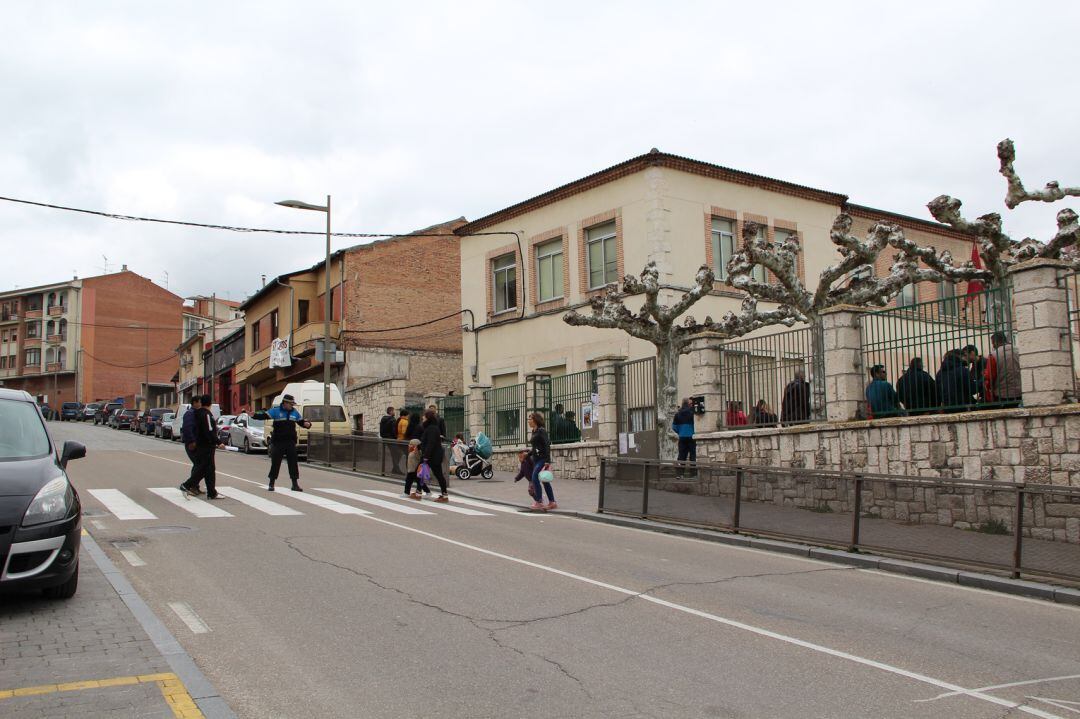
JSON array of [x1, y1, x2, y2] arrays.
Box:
[[0, 268, 183, 406], [455, 149, 975, 397], [236, 219, 465, 428]]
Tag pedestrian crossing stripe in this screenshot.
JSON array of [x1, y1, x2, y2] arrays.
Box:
[[265, 488, 373, 515], [87, 489, 157, 520], [216, 486, 303, 515], [363, 490, 494, 516], [313, 488, 435, 515], [148, 488, 233, 518]]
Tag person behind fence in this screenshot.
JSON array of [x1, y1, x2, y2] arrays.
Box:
[[936, 349, 978, 411], [673, 398, 697, 462], [420, 409, 449, 502], [527, 412, 556, 510], [264, 394, 312, 492], [962, 345, 988, 403], [724, 400, 748, 427], [563, 410, 581, 442], [986, 331, 1022, 407], [780, 369, 811, 425], [750, 399, 777, 425], [380, 405, 402, 473], [896, 357, 938, 415], [865, 365, 904, 419], [396, 408, 410, 441]]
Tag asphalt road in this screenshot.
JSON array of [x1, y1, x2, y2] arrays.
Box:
[[53, 420, 1080, 718]]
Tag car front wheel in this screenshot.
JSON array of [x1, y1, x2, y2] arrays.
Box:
[[42, 563, 79, 599]]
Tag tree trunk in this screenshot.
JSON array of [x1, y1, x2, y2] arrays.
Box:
[[656, 340, 680, 461]]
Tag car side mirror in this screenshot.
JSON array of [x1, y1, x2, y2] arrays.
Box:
[[60, 441, 86, 468]]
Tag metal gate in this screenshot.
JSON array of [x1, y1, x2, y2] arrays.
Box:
[[615, 356, 658, 458], [436, 394, 468, 440]]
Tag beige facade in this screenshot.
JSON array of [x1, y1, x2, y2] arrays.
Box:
[[456, 152, 976, 399]]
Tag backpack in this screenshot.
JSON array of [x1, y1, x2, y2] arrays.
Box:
[[474, 432, 492, 459], [379, 414, 396, 438]]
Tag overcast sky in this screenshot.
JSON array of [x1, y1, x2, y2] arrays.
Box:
[[2, 1, 1077, 302]]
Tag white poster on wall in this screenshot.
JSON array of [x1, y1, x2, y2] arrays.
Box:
[[269, 337, 292, 368]]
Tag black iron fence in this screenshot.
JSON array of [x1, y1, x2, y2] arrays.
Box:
[[1066, 270, 1080, 401], [436, 394, 469, 441], [548, 369, 595, 444], [484, 383, 527, 447], [307, 432, 450, 479], [599, 457, 1080, 583], [715, 326, 823, 428]]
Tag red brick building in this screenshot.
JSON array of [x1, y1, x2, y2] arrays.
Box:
[[0, 268, 183, 407]]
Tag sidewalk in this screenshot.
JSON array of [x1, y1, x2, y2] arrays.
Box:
[[447, 469, 599, 511], [0, 535, 231, 719]]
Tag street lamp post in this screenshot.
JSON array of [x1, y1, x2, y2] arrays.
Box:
[[275, 196, 333, 444]]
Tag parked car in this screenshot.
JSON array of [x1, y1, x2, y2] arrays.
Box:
[[38, 403, 57, 421], [154, 412, 175, 440], [141, 408, 171, 435], [169, 403, 221, 442], [95, 402, 123, 425], [216, 415, 237, 444], [59, 402, 83, 422], [112, 409, 139, 430], [227, 413, 267, 453], [0, 388, 84, 599], [128, 411, 145, 432], [82, 403, 102, 421]]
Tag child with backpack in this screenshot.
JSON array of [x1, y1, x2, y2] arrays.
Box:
[[404, 439, 430, 499]]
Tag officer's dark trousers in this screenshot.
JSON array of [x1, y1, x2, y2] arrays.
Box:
[[184, 446, 216, 495], [269, 443, 300, 484]]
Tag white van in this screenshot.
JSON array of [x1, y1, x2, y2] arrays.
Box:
[[169, 402, 221, 442], [267, 381, 351, 456]]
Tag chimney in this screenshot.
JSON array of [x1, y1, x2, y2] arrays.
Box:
[[121, 264, 128, 272], [261, 274, 266, 287]]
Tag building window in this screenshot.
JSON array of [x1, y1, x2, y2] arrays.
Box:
[[25, 321, 39, 339], [25, 348, 40, 366], [46, 320, 55, 337], [59, 319, 67, 340], [586, 221, 618, 289], [298, 299, 309, 327], [1, 330, 7, 342], [492, 253, 517, 313], [25, 297, 40, 311], [939, 281, 957, 317], [535, 239, 564, 303], [11, 329, 16, 342], [252, 321, 261, 352], [711, 218, 737, 281], [0, 356, 6, 369], [270, 310, 279, 340], [46, 292, 56, 308], [897, 283, 917, 308], [57, 347, 66, 366], [45, 347, 55, 364], [58, 291, 66, 308]]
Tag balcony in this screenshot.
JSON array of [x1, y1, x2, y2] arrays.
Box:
[[45, 334, 64, 344], [45, 362, 62, 373], [24, 308, 42, 319], [0, 313, 17, 323], [47, 305, 66, 317], [21, 365, 40, 375], [23, 337, 41, 348], [0, 368, 16, 378]]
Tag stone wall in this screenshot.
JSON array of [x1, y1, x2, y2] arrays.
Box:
[[491, 441, 616, 482], [344, 377, 408, 433]]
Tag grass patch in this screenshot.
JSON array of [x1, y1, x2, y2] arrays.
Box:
[[970, 518, 1010, 535], [801, 503, 834, 513]]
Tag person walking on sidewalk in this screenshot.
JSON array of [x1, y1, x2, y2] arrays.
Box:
[[528, 412, 556, 511], [178, 396, 204, 496], [181, 394, 223, 499], [264, 394, 311, 492], [420, 409, 449, 502], [380, 405, 402, 474]]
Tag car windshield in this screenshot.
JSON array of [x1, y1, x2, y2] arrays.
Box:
[[122, 410, 138, 417], [302, 406, 347, 422], [246, 418, 265, 428], [0, 399, 52, 461]]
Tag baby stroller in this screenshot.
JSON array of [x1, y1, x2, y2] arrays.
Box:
[[455, 434, 495, 480]]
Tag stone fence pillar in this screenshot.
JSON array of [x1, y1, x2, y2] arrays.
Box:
[[467, 384, 490, 439], [820, 306, 865, 422], [688, 334, 723, 432], [423, 392, 445, 412], [1009, 258, 1074, 407], [591, 354, 626, 443]]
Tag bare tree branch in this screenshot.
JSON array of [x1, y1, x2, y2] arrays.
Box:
[[998, 138, 1080, 210]]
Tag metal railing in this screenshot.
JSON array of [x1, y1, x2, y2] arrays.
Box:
[[616, 356, 656, 435], [715, 326, 824, 428], [436, 394, 469, 441], [599, 456, 1080, 583], [307, 432, 450, 479], [860, 284, 1020, 416], [548, 369, 596, 444], [1066, 270, 1080, 401], [484, 382, 527, 447]]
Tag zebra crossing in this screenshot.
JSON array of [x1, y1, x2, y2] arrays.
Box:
[[83, 485, 539, 523]]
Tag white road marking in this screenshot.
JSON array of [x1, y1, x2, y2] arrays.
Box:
[[87, 489, 157, 520], [127, 449, 1071, 718], [313, 488, 435, 515], [918, 675, 1080, 702], [91, 520, 107, 530], [148, 488, 234, 518], [857, 570, 1080, 613], [216, 487, 303, 516], [1028, 698, 1080, 714], [365, 490, 494, 516], [119, 550, 146, 567], [443, 494, 546, 515], [168, 602, 211, 634]]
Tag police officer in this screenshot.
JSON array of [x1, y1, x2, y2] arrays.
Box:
[[263, 394, 311, 492]]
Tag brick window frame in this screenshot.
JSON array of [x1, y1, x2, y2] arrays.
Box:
[[485, 244, 523, 321], [528, 228, 569, 312], [702, 207, 746, 297], [578, 209, 624, 298]]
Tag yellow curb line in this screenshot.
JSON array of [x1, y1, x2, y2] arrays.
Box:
[[0, 672, 204, 717]]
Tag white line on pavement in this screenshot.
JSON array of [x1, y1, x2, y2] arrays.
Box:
[[918, 674, 1080, 702], [216, 486, 303, 516], [364, 490, 494, 516], [91, 520, 107, 530], [87, 489, 157, 520], [168, 602, 211, 634], [127, 449, 1066, 719], [148, 488, 234, 518], [119, 549, 146, 567], [441, 494, 547, 515], [313, 488, 435, 515]]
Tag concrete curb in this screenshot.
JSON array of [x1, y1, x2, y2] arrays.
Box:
[[82, 533, 237, 719], [306, 461, 1080, 607]]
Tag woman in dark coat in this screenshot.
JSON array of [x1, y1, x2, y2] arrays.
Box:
[[406, 411, 424, 441], [419, 409, 449, 502], [936, 350, 977, 411], [528, 412, 556, 510]]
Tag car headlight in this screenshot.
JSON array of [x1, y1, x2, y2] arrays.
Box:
[[22, 476, 74, 527]]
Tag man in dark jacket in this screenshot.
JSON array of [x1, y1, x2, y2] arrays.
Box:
[[896, 357, 938, 415], [179, 397, 203, 495], [263, 394, 311, 492], [937, 350, 978, 411], [180, 394, 223, 499], [379, 406, 402, 474], [962, 345, 988, 403], [780, 370, 811, 425], [672, 398, 696, 463], [865, 365, 903, 418]]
